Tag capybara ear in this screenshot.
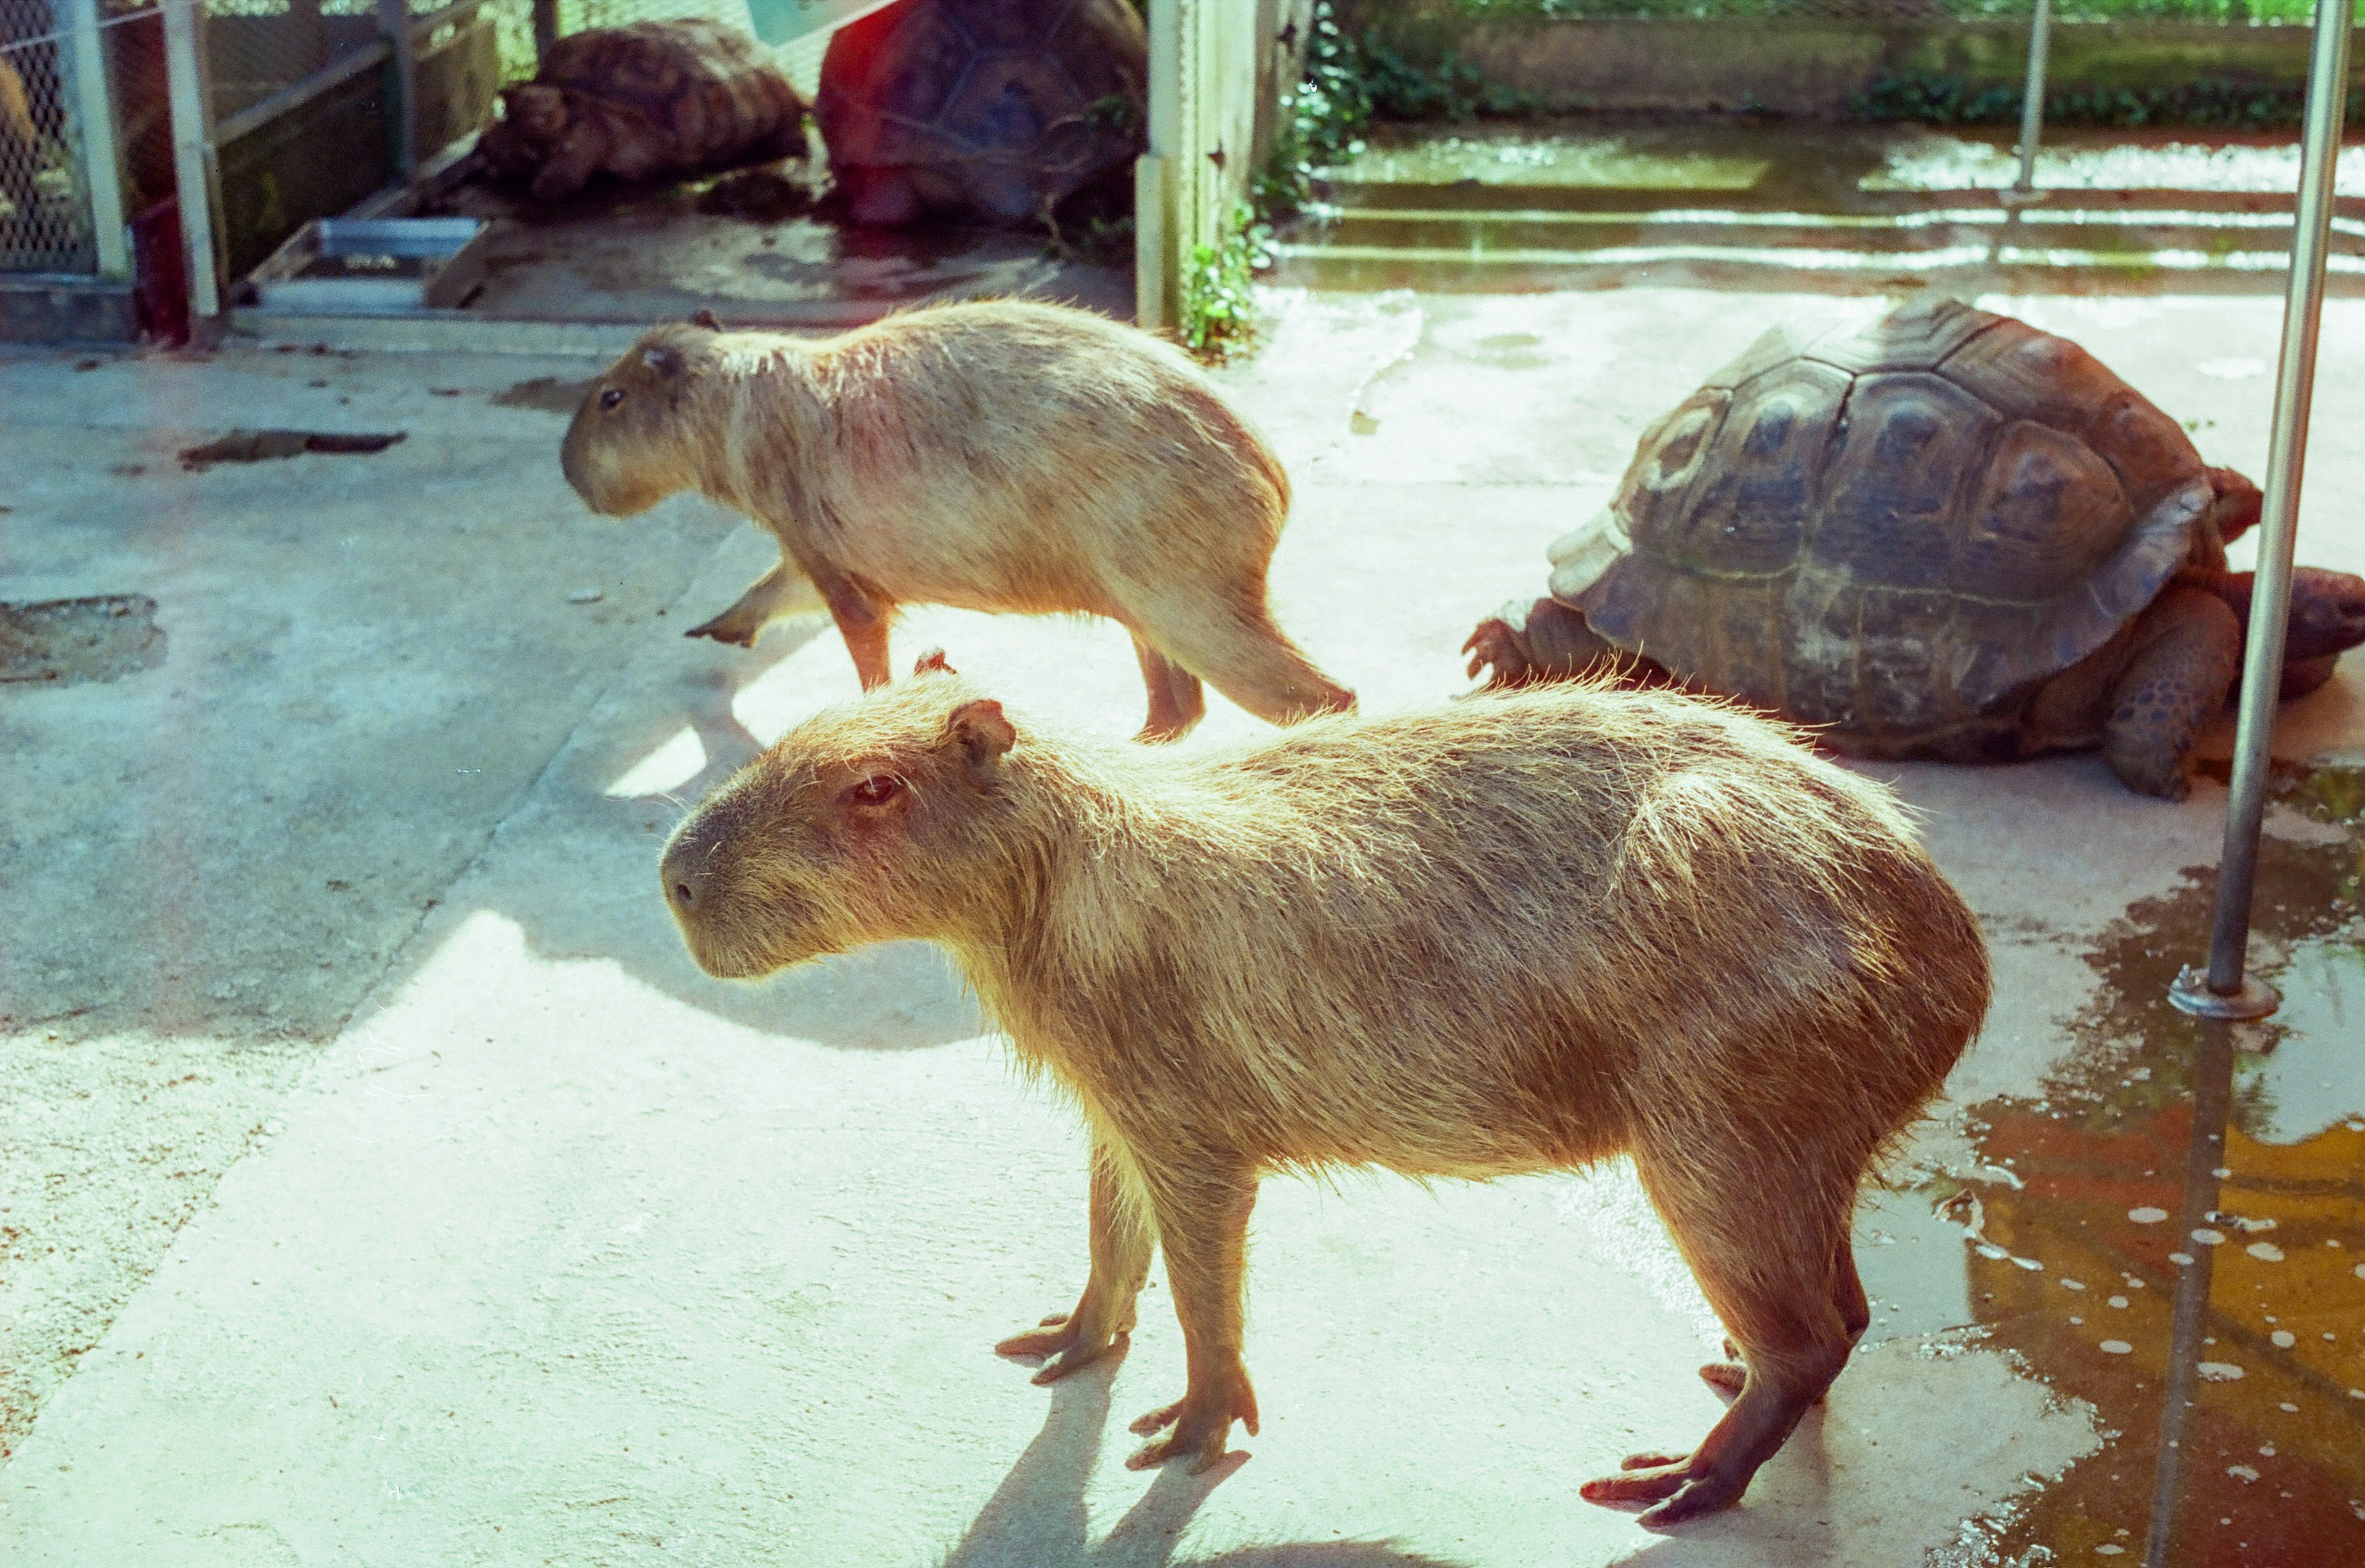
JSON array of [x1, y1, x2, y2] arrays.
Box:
[[641, 344, 683, 378], [946, 699, 1016, 772], [2209, 467, 2263, 544], [690, 308, 724, 331], [912, 647, 956, 677]]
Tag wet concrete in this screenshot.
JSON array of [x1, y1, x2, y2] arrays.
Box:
[[418, 166, 1133, 330], [1277, 118, 2365, 297], [2, 288, 2362, 1564]]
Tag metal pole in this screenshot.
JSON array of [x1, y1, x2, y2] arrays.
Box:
[[2170, 0, 2353, 1022], [1136, 0, 1181, 331], [376, 0, 418, 180], [160, 0, 222, 323], [2012, 0, 2052, 195], [58, 0, 129, 278]]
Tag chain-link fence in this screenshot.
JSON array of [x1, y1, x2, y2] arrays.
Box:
[[1, 0, 128, 273]]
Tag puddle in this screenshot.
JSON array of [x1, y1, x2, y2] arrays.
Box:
[[1907, 763, 2365, 1563], [1866, 134, 2365, 196], [1328, 127, 1770, 191], [176, 430, 405, 471], [0, 596, 165, 685], [492, 376, 595, 414]]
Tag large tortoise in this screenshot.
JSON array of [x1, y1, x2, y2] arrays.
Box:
[[481, 19, 807, 203], [1465, 299, 2365, 799], [814, 0, 1146, 227]]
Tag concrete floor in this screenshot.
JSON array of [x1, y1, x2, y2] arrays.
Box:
[[1, 287, 2361, 1566]]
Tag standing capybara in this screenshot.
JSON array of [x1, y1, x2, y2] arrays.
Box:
[[660, 656, 1991, 1526], [560, 301, 1353, 741]]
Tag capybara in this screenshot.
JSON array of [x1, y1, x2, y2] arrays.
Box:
[[560, 300, 1354, 741], [660, 655, 1991, 1526]]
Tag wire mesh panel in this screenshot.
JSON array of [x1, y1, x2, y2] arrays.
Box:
[[200, 0, 384, 126], [2, 0, 100, 272]]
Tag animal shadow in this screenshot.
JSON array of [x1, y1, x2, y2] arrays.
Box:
[[940, 1362, 1466, 1568]]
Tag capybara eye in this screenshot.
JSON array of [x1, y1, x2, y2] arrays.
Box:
[[599, 387, 626, 411], [849, 775, 902, 807]]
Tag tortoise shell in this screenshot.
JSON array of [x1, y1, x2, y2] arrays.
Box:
[[499, 19, 806, 177], [1546, 299, 2215, 744], [814, 0, 1146, 222]]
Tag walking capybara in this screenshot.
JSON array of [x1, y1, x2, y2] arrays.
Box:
[[560, 301, 1354, 741], [660, 657, 1991, 1527]]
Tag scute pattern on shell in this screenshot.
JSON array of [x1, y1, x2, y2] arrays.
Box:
[[814, 0, 1147, 222], [1548, 299, 2212, 743], [483, 19, 806, 193]]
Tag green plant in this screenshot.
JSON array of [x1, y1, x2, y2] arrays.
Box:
[[1853, 71, 2365, 129], [1178, 203, 1273, 362]]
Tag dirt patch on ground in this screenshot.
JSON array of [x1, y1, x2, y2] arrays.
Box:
[[0, 596, 165, 685], [177, 430, 406, 471]]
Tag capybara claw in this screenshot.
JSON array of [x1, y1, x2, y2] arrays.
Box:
[[995, 1312, 1127, 1383], [1461, 618, 1525, 685]]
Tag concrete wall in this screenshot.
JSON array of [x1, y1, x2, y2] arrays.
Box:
[[1333, 1, 2361, 118]]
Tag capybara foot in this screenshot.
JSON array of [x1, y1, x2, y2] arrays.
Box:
[[1463, 618, 1532, 686], [995, 1311, 1131, 1386], [685, 612, 760, 649], [1125, 1367, 1259, 1474], [1580, 1450, 1748, 1529]]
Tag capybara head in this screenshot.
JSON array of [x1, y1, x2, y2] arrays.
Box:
[[2287, 565, 2365, 663], [660, 652, 1020, 978], [560, 323, 717, 516], [480, 84, 570, 178]]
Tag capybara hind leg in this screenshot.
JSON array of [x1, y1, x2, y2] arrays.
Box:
[[1137, 600, 1353, 729], [1700, 1242, 1866, 1404], [1125, 1165, 1261, 1474], [1132, 634, 1208, 743], [1585, 1157, 1856, 1528], [998, 1143, 1153, 1384]]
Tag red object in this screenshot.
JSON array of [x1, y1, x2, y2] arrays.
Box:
[[131, 196, 190, 346]]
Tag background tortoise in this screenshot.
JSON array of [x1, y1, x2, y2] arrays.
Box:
[[481, 19, 807, 203], [1466, 299, 2365, 799], [814, 0, 1146, 227]]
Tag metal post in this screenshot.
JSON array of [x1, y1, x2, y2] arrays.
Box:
[[377, 0, 418, 180], [531, 0, 556, 65], [160, 0, 222, 322], [2170, 0, 2353, 1023], [1136, 0, 1181, 331], [57, 0, 129, 278], [2011, 0, 2052, 196]]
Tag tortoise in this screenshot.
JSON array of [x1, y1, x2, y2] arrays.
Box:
[[1464, 299, 2365, 799], [480, 19, 808, 203], [813, 0, 1146, 227]]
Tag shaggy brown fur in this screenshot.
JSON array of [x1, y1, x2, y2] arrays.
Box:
[[560, 301, 1352, 740], [660, 660, 1990, 1527]]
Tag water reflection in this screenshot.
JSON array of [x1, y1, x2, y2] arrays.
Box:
[[1934, 765, 2365, 1564]]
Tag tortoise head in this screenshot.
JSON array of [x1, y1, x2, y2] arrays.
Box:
[[481, 84, 570, 176], [2287, 566, 2365, 665]]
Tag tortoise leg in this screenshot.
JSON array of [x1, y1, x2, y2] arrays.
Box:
[[1465, 598, 1644, 689], [2101, 585, 2242, 800]]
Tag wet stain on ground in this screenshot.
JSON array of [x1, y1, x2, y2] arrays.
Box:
[[177, 430, 405, 471], [1, 596, 165, 685], [492, 376, 595, 414], [1925, 764, 2365, 1564]]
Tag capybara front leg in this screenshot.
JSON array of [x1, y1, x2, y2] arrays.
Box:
[[1583, 1154, 1856, 1528], [1132, 633, 1207, 743], [997, 1143, 1152, 1384], [815, 572, 892, 691], [1126, 1164, 1260, 1474], [686, 560, 824, 649]]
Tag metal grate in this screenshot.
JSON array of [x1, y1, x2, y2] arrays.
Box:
[[1451, 0, 2324, 20], [2, 0, 100, 272], [200, 0, 384, 126]]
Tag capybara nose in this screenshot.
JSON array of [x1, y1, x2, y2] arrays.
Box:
[[659, 839, 710, 920]]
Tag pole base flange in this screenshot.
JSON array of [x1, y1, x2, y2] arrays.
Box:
[[2168, 965, 2281, 1020]]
